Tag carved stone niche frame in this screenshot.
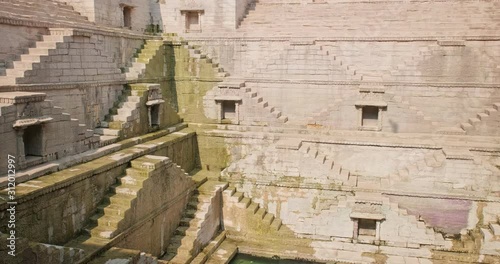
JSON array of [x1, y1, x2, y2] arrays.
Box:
[[180, 8, 204, 33], [350, 201, 385, 245], [145, 85, 165, 131], [214, 96, 241, 124], [355, 101, 387, 131]]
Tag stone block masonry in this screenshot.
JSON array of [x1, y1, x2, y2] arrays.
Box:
[[0, 129, 197, 246]]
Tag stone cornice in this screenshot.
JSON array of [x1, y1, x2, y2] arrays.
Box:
[[183, 35, 500, 42], [0, 77, 223, 91], [0, 126, 193, 207], [242, 78, 500, 88], [199, 128, 500, 152], [222, 177, 500, 203], [0, 16, 161, 40]]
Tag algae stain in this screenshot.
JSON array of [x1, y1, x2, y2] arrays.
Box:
[[361, 251, 387, 264]]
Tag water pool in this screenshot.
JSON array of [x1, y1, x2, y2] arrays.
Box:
[[230, 254, 321, 264]]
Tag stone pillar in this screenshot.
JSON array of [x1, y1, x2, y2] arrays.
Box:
[[352, 219, 358, 240], [216, 101, 222, 123], [376, 220, 381, 241], [235, 101, 240, 125], [16, 129, 26, 164], [377, 107, 383, 130], [357, 107, 363, 128]]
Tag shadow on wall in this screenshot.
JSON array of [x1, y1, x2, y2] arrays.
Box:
[[163, 43, 179, 113], [148, 0, 164, 35], [389, 119, 399, 133]]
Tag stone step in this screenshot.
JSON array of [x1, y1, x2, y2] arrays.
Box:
[[97, 203, 129, 217], [255, 208, 266, 219], [230, 192, 244, 203], [247, 203, 260, 214], [180, 217, 201, 227], [175, 226, 198, 237], [270, 219, 282, 230], [263, 213, 275, 225], [237, 197, 252, 208], [103, 193, 136, 206], [88, 225, 116, 239], [111, 184, 142, 196], [94, 128, 120, 136], [95, 214, 124, 229]]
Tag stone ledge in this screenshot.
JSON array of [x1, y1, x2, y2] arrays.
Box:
[[0, 123, 188, 189], [221, 178, 500, 203], [0, 17, 161, 41], [183, 35, 500, 43]]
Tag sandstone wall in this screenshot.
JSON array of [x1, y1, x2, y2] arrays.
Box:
[[159, 0, 252, 33], [0, 25, 49, 71], [114, 158, 196, 256], [0, 132, 197, 245]]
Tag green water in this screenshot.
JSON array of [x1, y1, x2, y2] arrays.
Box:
[[230, 254, 321, 264]]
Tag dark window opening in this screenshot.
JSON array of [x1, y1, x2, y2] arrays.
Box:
[[362, 106, 379, 127], [150, 105, 160, 129], [358, 219, 377, 237], [24, 125, 43, 157], [123, 6, 133, 28], [222, 101, 236, 120]]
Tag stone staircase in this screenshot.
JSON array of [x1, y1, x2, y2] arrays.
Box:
[[242, 84, 289, 124], [0, 30, 73, 85], [96, 83, 159, 143], [65, 155, 179, 254], [480, 216, 500, 256], [90, 156, 171, 240], [0, 0, 92, 25], [223, 186, 292, 235], [390, 93, 439, 133], [389, 149, 446, 184], [319, 44, 364, 81], [236, 1, 500, 37], [125, 40, 164, 81], [459, 103, 500, 135], [162, 181, 228, 264], [164, 33, 230, 79], [298, 143, 354, 185], [336, 193, 446, 247]]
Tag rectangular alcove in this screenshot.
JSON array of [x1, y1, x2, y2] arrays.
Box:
[[358, 219, 377, 237], [149, 104, 160, 128], [222, 100, 236, 120], [355, 101, 387, 131], [362, 106, 379, 127], [182, 10, 203, 33], [122, 5, 133, 29], [215, 96, 241, 124], [23, 125, 43, 157]]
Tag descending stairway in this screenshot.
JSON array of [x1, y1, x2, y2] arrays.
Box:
[[390, 93, 439, 132], [298, 143, 353, 185], [460, 103, 500, 135], [162, 181, 228, 264], [65, 155, 192, 257], [96, 83, 159, 143], [480, 216, 500, 256], [0, 0, 92, 26], [336, 193, 446, 247], [242, 84, 289, 124], [163, 33, 230, 79], [225, 186, 295, 239], [89, 156, 171, 240], [0, 30, 73, 85], [125, 40, 164, 81]]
